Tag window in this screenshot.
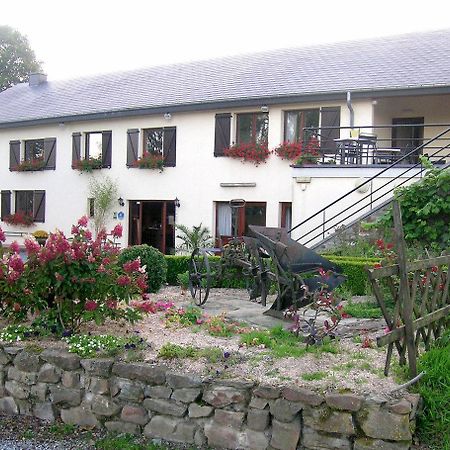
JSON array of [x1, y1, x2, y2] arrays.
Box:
[[72, 131, 112, 169], [216, 201, 266, 243], [280, 202, 292, 232], [85, 132, 103, 159], [284, 109, 320, 143], [126, 127, 176, 167], [88, 198, 95, 218], [24, 139, 44, 161], [236, 113, 269, 144], [0, 190, 46, 223]]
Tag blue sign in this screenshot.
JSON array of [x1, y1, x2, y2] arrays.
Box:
[[117, 211, 125, 221]]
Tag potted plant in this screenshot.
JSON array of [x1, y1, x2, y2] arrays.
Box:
[[3, 211, 34, 227], [32, 230, 48, 246], [133, 152, 165, 171], [15, 157, 46, 172], [224, 142, 271, 165], [73, 157, 102, 173], [273, 142, 303, 160]]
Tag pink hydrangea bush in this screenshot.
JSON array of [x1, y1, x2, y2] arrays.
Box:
[[0, 219, 147, 331]]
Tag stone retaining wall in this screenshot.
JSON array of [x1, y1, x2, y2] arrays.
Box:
[[0, 346, 420, 450]]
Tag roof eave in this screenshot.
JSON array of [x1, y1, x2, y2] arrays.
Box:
[[1, 85, 449, 129]]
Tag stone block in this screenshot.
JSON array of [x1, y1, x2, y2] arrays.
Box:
[[203, 385, 249, 408], [91, 395, 120, 417], [144, 415, 195, 443], [8, 367, 38, 385], [4, 347, 22, 356], [5, 380, 30, 399], [37, 364, 60, 383], [41, 349, 80, 370], [270, 418, 301, 450], [269, 398, 303, 423], [214, 409, 245, 428], [111, 377, 145, 402], [282, 386, 323, 406], [166, 372, 202, 389], [33, 402, 56, 422], [325, 393, 363, 412], [14, 351, 42, 373], [204, 420, 241, 449], [249, 396, 269, 410], [303, 406, 355, 435], [49, 386, 81, 407], [145, 385, 172, 399], [61, 405, 99, 428], [0, 348, 11, 365], [388, 399, 412, 415], [0, 396, 18, 414], [105, 421, 141, 435], [357, 404, 412, 441], [61, 371, 80, 389], [242, 429, 270, 450], [354, 437, 411, 450], [121, 405, 149, 425], [143, 398, 187, 417], [247, 408, 270, 431], [88, 377, 109, 395], [172, 388, 201, 403], [81, 358, 114, 377], [253, 384, 281, 399], [112, 362, 166, 384], [16, 399, 33, 416], [194, 429, 207, 448], [30, 383, 48, 402], [302, 426, 352, 450], [188, 403, 213, 418]]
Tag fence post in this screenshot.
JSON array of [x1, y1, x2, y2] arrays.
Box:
[[392, 200, 417, 377]]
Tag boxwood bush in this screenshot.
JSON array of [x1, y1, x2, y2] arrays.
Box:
[[119, 245, 167, 293]]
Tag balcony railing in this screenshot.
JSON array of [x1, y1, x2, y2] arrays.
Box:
[[299, 123, 450, 166]]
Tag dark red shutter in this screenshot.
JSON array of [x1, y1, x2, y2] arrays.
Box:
[[214, 113, 231, 156], [1, 191, 11, 221], [163, 127, 176, 167], [72, 133, 81, 168], [44, 138, 56, 170], [127, 129, 140, 167], [9, 140, 21, 171], [33, 191, 46, 223], [320, 107, 341, 153], [102, 131, 112, 168]]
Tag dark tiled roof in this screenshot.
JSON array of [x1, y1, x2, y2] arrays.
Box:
[[1, 29, 450, 126]]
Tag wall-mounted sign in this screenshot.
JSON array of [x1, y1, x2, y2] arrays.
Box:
[[117, 211, 125, 221]]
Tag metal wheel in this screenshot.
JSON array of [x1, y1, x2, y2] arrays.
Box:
[[189, 248, 211, 306]]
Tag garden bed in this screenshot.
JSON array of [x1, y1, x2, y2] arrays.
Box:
[[0, 287, 403, 396]]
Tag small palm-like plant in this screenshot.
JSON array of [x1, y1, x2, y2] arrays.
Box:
[[175, 223, 213, 252]]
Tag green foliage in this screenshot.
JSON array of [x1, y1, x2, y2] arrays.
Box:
[[63, 334, 146, 358], [165, 255, 190, 285], [165, 305, 203, 327], [343, 301, 383, 319], [119, 245, 167, 293], [415, 332, 450, 449], [0, 324, 34, 343], [176, 271, 190, 289], [328, 258, 373, 295], [301, 371, 327, 381], [96, 433, 171, 450], [48, 423, 76, 437], [376, 167, 450, 250], [175, 223, 213, 252], [88, 176, 118, 237], [158, 343, 225, 363], [0, 26, 41, 92]]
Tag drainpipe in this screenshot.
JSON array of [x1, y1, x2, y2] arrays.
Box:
[[347, 91, 354, 128]]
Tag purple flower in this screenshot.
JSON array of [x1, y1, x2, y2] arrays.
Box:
[[223, 351, 230, 359]]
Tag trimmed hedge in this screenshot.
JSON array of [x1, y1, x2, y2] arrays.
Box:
[[165, 255, 377, 295]]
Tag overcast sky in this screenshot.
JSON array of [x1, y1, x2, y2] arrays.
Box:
[[3, 0, 450, 81]]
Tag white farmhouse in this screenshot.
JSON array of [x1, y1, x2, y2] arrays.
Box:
[[1, 29, 449, 252]]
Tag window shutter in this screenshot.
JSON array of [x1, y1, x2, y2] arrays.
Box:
[[214, 113, 231, 156], [163, 127, 176, 167], [43, 138, 56, 169], [320, 107, 341, 153], [9, 140, 21, 171], [72, 133, 81, 168], [102, 131, 112, 168], [1, 191, 11, 221], [33, 191, 46, 223], [126, 129, 140, 167]]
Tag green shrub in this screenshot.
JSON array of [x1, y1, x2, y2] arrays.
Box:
[[165, 255, 190, 285], [328, 258, 373, 296], [119, 245, 167, 293], [176, 271, 190, 289]]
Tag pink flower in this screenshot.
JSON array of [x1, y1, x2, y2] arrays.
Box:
[[117, 275, 131, 286], [9, 254, 24, 273], [84, 230, 92, 240], [24, 238, 41, 255], [71, 225, 79, 235], [78, 216, 89, 227], [111, 224, 123, 238], [0, 228, 5, 242], [123, 258, 141, 273], [136, 275, 148, 291], [9, 241, 20, 254], [85, 300, 98, 311], [106, 299, 117, 309]]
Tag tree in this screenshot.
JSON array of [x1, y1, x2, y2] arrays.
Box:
[[0, 25, 42, 92], [88, 176, 118, 237], [175, 223, 213, 253]]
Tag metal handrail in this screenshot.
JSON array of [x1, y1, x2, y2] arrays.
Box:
[[289, 125, 450, 244]]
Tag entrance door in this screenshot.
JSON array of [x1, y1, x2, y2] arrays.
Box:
[[128, 200, 176, 254], [392, 117, 424, 163]]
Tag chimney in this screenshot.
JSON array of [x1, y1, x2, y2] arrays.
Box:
[[29, 73, 47, 87]]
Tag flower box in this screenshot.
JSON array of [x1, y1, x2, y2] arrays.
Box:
[[133, 152, 165, 171], [15, 157, 46, 172], [3, 212, 34, 227], [73, 157, 102, 173], [273, 142, 304, 160], [223, 142, 271, 165]]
